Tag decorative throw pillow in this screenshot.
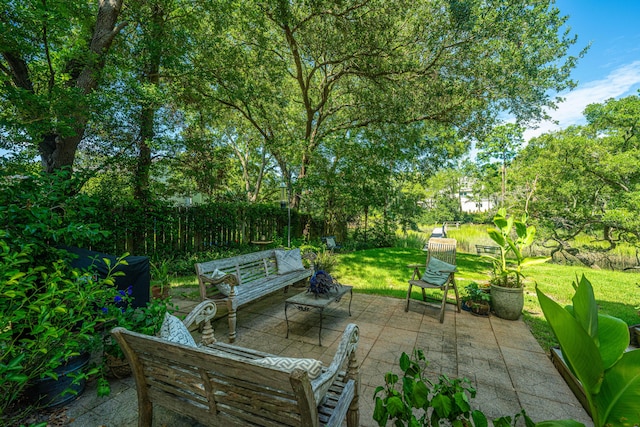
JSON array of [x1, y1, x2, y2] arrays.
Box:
[[421, 257, 457, 286], [275, 248, 305, 275], [206, 269, 236, 297], [251, 357, 322, 380], [159, 313, 197, 348]]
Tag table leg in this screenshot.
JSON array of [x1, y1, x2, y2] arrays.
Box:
[[318, 307, 323, 346]]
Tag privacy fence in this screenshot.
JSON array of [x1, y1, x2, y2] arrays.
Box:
[[91, 202, 320, 259]]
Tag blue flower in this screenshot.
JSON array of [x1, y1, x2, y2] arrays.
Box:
[[114, 295, 122, 303], [101, 307, 108, 314]]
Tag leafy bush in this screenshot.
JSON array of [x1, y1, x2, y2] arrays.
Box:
[[0, 170, 124, 421], [373, 349, 486, 426]]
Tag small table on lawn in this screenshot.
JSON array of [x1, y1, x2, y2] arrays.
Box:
[[285, 285, 353, 346]]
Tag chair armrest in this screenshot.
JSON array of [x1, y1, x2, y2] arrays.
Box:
[[182, 300, 218, 346], [407, 264, 422, 280], [311, 323, 359, 403]]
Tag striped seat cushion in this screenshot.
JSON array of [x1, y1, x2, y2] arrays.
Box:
[[251, 356, 322, 379]]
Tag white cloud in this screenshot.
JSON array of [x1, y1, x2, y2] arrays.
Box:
[[524, 60, 640, 140]]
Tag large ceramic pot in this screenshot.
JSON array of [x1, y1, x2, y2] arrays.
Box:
[[490, 284, 524, 320], [25, 352, 91, 408]]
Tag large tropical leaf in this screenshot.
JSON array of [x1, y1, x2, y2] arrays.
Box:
[[514, 220, 527, 239], [596, 314, 629, 370], [571, 275, 599, 340], [487, 228, 506, 247], [537, 287, 604, 395], [594, 349, 640, 427], [523, 225, 536, 246]]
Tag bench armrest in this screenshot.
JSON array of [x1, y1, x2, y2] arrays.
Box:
[[311, 323, 359, 403], [182, 300, 218, 346], [200, 271, 240, 287]]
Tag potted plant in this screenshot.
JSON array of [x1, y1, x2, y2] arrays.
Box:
[[462, 283, 491, 317], [150, 259, 172, 299], [484, 208, 549, 320]]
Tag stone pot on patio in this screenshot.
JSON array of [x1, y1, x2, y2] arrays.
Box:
[[490, 283, 523, 320]]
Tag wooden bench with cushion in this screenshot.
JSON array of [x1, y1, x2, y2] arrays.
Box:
[[195, 248, 314, 342], [111, 300, 360, 427]]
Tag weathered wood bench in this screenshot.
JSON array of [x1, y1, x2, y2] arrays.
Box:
[[195, 248, 314, 342], [475, 244, 501, 256], [111, 300, 360, 427]]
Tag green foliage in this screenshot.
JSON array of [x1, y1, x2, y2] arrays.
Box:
[[150, 259, 173, 293], [312, 250, 338, 274], [510, 95, 640, 268], [0, 170, 125, 419], [351, 220, 397, 250], [373, 349, 486, 427], [100, 288, 171, 395], [537, 276, 640, 427], [0, 237, 125, 419], [486, 208, 549, 287], [463, 282, 491, 304]]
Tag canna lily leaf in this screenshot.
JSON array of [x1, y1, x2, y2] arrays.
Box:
[[594, 349, 640, 427], [571, 275, 599, 340], [537, 286, 604, 395], [595, 314, 629, 370]]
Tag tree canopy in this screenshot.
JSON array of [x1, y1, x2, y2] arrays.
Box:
[[510, 94, 640, 266], [1, 0, 584, 234]]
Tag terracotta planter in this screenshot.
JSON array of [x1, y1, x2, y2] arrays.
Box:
[[490, 284, 524, 320], [151, 285, 169, 300], [463, 300, 490, 317]]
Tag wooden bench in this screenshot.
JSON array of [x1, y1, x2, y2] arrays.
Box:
[[111, 300, 360, 427], [475, 244, 501, 256], [195, 249, 314, 342]]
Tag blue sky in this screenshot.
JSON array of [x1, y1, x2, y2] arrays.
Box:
[[523, 0, 640, 139]]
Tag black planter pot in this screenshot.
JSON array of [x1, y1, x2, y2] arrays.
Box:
[[25, 352, 91, 408]]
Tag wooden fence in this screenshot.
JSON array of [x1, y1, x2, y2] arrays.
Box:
[[90, 202, 314, 258]]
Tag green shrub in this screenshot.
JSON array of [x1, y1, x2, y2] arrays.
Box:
[[0, 170, 124, 421]]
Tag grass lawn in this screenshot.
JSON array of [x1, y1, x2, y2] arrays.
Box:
[[332, 246, 640, 352]]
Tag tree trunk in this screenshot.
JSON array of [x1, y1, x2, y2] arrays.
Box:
[[40, 0, 126, 172]]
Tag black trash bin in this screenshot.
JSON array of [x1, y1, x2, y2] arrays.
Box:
[[63, 246, 150, 308]]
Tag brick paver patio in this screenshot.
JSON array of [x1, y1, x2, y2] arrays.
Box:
[[64, 288, 592, 426]]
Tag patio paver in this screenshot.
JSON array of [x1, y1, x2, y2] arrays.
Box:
[[62, 290, 593, 426]]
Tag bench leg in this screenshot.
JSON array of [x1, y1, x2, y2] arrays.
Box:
[[139, 399, 152, 427], [226, 298, 237, 343], [346, 351, 360, 427]]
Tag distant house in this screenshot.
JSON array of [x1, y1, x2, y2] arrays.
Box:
[[419, 178, 495, 214], [458, 187, 494, 213]]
